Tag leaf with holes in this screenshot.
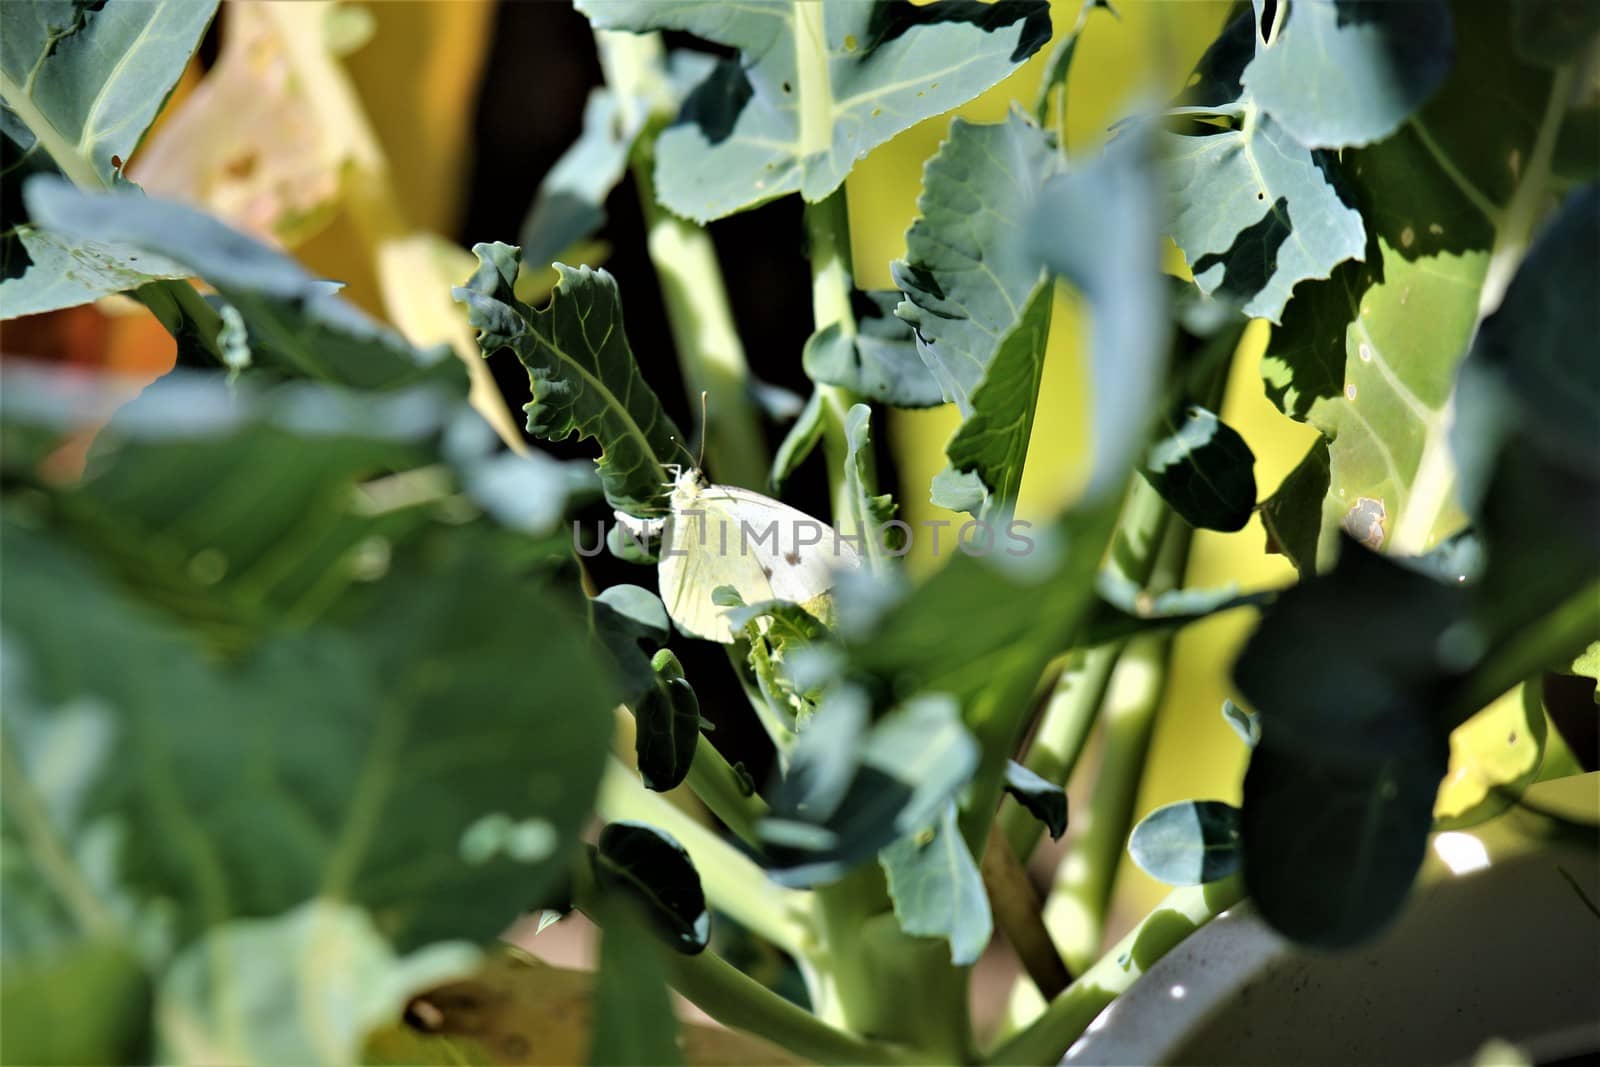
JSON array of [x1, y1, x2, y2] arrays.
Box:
[[456, 243, 683, 516], [1260, 3, 1554, 557], [576, 0, 1051, 221]]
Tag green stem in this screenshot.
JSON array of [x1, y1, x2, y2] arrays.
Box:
[[1042, 510, 1190, 973], [1452, 580, 1600, 723], [804, 191, 874, 538], [999, 642, 1119, 861], [667, 947, 915, 1066], [986, 877, 1245, 1066], [596, 757, 814, 958], [683, 733, 770, 849], [594, 31, 769, 489]]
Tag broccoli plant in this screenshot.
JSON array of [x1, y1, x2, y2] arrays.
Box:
[[1, 1, 1595, 1064]]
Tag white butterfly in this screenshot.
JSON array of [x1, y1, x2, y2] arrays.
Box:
[[625, 467, 861, 643]]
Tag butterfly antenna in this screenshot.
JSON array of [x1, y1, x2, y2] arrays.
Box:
[[666, 434, 696, 467], [696, 391, 709, 469]]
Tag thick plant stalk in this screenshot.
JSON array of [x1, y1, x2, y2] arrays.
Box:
[[1043, 515, 1190, 974], [803, 189, 875, 541], [595, 758, 814, 959], [593, 30, 770, 490], [982, 832, 1071, 999], [986, 876, 1246, 1066]]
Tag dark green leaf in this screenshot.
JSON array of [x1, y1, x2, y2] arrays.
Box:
[[1221, 699, 1260, 748], [1512, 0, 1600, 65], [1233, 540, 1463, 945], [154, 901, 478, 1064], [893, 110, 1058, 412], [577, 0, 1050, 221], [802, 292, 945, 408], [879, 803, 992, 965], [594, 822, 710, 955], [1242, 0, 1454, 149], [635, 677, 702, 793], [1, 375, 616, 955], [1160, 13, 1365, 323], [1138, 404, 1256, 532], [456, 244, 683, 515], [25, 180, 454, 390], [761, 695, 980, 887], [0, 0, 216, 185], [1259, 437, 1332, 575], [1128, 800, 1242, 886], [590, 905, 682, 1067], [1026, 127, 1170, 499], [592, 584, 671, 704], [941, 281, 1054, 514], [1002, 761, 1068, 840], [1452, 183, 1599, 516], [520, 89, 643, 271]]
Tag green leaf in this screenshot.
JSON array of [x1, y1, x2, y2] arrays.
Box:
[[769, 387, 827, 491], [1242, 0, 1454, 149], [893, 110, 1058, 413], [941, 281, 1054, 515], [1160, 13, 1366, 323], [0, 939, 149, 1066], [1512, 0, 1600, 66], [1, 378, 617, 955], [155, 900, 479, 1065], [1260, 5, 1554, 557], [879, 803, 992, 965], [1127, 799, 1242, 886], [1452, 183, 1599, 517], [1433, 681, 1550, 831], [634, 677, 702, 793], [593, 822, 710, 955], [0, 0, 217, 188], [576, 0, 1051, 221], [1220, 699, 1261, 748], [1002, 761, 1068, 840], [761, 694, 980, 887], [592, 584, 671, 706], [1234, 541, 1463, 946], [1259, 437, 1332, 575], [1034, 0, 1113, 125], [1138, 404, 1257, 532], [1026, 127, 1170, 500], [802, 291, 945, 408], [456, 244, 684, 516], [841, 403, 898, 569], [0, 224, 189, 318], [590, 905, 683, 1067], [520, 89, 644, 271], [24, 179, 454, 390]]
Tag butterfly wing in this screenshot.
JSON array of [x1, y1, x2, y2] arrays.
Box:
[[658, 484, 861, 642]]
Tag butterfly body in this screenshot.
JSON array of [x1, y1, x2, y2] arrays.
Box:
[[657, 467, 860, 642]]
